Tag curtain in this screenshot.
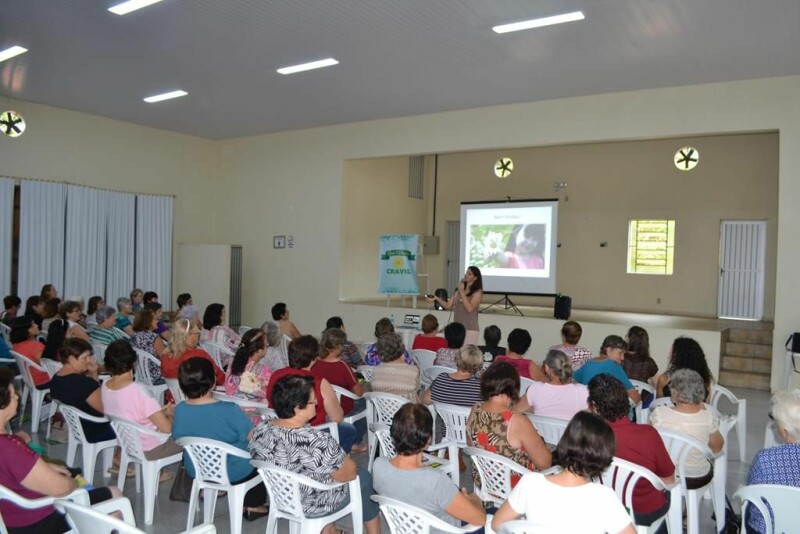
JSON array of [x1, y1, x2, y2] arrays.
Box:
[[63, 185, 108, 303], [18, 180, 67, 301], [105, 191, 136, 304], [0, 178, 14, 298], [136, 194, 173, 308]]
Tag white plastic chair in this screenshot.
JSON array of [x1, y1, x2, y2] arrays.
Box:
[[176, 436, 263, 534], [252, 459, 364, 534], [198, 340, 229, 371], [10, 350, 50, 433], [495, 520, 538, 534], [0, 484, 90, 534], [364, 391, 411, 471], [133, 349, 168, 403], [657, 428, 726, 534], [357, 365, 374, 383], [332, 385, 368, 429], [238, 325, 251, 336], [596, 456, 682, 534], [518, 376, 535, 397], [423, 365, 453, 386], [410, 349, 437, 386], [735, 484, 800, 534], [372, 422, 459, 483], [526, 414, 568, 447], [0, 322, 10, 343], [372, 494, 481, 534], [280, 334, 292, 361], [464, 446, 533, 506], [433, 402, 471, 449], [630, 379, 656, 424], [109, 416, 183, 525], [165, 377, 186, 402], [58, 402, 117, 485], [710, 384, 747, 462], [40, 358, 63, 439], [89, 341, 109, 365]]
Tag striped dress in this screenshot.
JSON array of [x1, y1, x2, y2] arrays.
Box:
[[430, 373, 482, 407]]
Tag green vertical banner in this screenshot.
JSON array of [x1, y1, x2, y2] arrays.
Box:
[[378, 234, 419, 294]]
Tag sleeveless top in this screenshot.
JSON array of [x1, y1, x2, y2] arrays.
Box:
[[453, 294, 479, 331], [468, 402, 532, 487]]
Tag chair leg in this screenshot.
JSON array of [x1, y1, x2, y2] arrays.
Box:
[[30, 391, 42, 434], [117, 453, 130, 491], [686, 490, 700, 534], [66, 436, 78, 467], [265, 508, 278, 534], [83, 445, 97, 485], [228, 486, 244, 534], [45, 402, 57, 440], [186, 481, 200, 531], [737, 402, 747, 463], [142, 462, 158, 525], [203, 488, 217, 525], [102, 447, 115, 478]]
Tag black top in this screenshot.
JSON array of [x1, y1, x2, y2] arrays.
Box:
[[49, 373, 115, 443], [478, 345, 507, 360]]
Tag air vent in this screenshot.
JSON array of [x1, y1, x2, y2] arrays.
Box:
[[408, 156, 424, 199], [229, 246, 243, 328]]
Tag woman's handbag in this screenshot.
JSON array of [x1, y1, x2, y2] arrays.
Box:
[[169, 462, 193, 503]]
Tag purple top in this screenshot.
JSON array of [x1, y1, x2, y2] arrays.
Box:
[[0, 434, 56, 527]]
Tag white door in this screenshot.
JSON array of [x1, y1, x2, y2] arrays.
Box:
[[445, 221, 461, 295], [717, 220, 767, 320]]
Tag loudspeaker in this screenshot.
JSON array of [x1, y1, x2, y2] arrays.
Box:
[[786, 333, 800, 354], [554, 295, 572, 320], [434, 288, 448, 311]]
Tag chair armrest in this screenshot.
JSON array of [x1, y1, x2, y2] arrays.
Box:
[[88, 496, 136, 525], [334, 387, 362, 401], [426, 438, 456, 453]]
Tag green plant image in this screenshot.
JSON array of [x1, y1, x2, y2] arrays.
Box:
[[468, 224, 515, 268]]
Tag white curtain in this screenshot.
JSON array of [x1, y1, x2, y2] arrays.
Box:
[[136, 194, 173, 308], [18, 181, 67, 301], [105, 191, 136, 304], [64, 185, 108, 303], [0, 178, 14, 298]]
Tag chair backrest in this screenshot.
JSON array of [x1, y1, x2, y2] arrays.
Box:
[[464, 446, 532, 505], [735, 484, 800, 534], [630, 379, 656, 397], [365, 391, 410, 425], [55, 497, 140, 534], [36, 331, 48, 343], [10, 350, 47, 391], [109, 415, 169, 463], [165, 378, 186, 402], [133, 348, 160, 387], [519, 376, 535, 396], [656, 428, 716, 483], [423, 365, 453, 384], [496, 520, 539, 534], [649, 397, 674, 410], [710, 383, 742, 412], [597, 457, 670, 515], [58, 402, 111, 444], [527, 414, 569, 446], [176, 437, 249, 487], [238, 326, 252, 336], [372, 422, 397, 458], [372, 494, 475, 534], [357, 365, 374, 383], [433, 402, 471, 448], [89, 341, 109, 364], [410, 349, 436, 373], [280, 334, 292, 360], [0, 322, 10, 343], [211, 391, 277, 420], [41, 358, 63, 378], [199, 341, 227, 370]]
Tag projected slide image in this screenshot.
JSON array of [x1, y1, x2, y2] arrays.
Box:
[[469, 224, 546, 270]]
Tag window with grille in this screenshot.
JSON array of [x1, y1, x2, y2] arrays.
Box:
[[627, 220, 675, 275]]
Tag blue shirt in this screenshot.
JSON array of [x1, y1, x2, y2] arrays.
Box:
[[0, 338, 11, 360], [172, 401, 254, 482], [573, 359, 633, 390], [745, 443, 800, 533]]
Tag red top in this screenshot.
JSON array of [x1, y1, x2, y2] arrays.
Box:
[[266, 368, 326, 426], [609, 417, 675, 514], [495, 355, 532, 379], [12, 340, 49, 386], [411, 334, 448, 352], [0, 434, 56, 527], [161, 348, 225, 385], [310, 360, 358, 414]]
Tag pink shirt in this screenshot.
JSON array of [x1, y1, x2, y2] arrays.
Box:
[[525, 381, 589, 420], [101, 381, 167, 451]]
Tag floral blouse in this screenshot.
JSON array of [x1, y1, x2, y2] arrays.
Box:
[[467, 402, 533, 487], [224, 359, 272, 401]]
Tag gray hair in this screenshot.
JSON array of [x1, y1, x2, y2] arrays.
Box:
[[116, 297, 132, 309], [669, 369, 707, 405], [95, 306, 117, 323], [772, 389, 800, 442], [260, 321, 281, 347], [376, 333, 404, 363], [544, 349, 573, 383], [455, 344, 483, 373]]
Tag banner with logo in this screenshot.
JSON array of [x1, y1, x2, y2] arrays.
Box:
[[378, 234, 419, 294]]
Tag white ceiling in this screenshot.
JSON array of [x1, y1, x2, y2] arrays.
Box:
[[1, 0, 798, 140]]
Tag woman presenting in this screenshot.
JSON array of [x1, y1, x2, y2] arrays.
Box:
[[426, 266, 483, 345]]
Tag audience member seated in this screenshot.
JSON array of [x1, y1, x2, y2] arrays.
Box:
[[41, 297, 61, 333], [656, 336, 713, 401], [623, 326, 658, 385], [160, 319, 224, 385], [224, 329, 271, 401], [177, 305, 201, 329], [89, 306, 128, 346], [10, 316, 50, 389], [171, 357, 269, 520], [589, 374, 675, 533], [371, 333, 421, 402], [745, 388, 800, 533], [251, 375, 380, 534], [143, 291, 159, 306], [492, 411, 636, 534], [478, 324, 505, 361], [422, 344, 482, 407], [411, 314, 448, 353], [145, 301, 169, 336], [374, 403, 485, 531], [130, 288, 144, 313], [0, 366, 122, 534], [40, 284, 58, 301], [85, 296, 104, 330], [23, 295, 44, 330], [58, 300, 90, 342], [325, 316, 363, 367], [101, 340, 181, 476], [130, 309, 166, 385], [650, 369, 723, 489], [574, 335, 641, 405], [115, 298, 134, 335], [201, 303, 241, 358], [311, 328, 364, 416], [467, 362, 551, 477], [271, 302, 302, 339], [495, 328, 546, 381], [260, 320, 288, 371], [1, 295, 21, 326], [69, 296, 88, 328], [364, 317, 412, 366], [266, 336, 357, 453], [516, 349, 588, 420], [434, 322, 466, 369], [548, 320, 592, 371]]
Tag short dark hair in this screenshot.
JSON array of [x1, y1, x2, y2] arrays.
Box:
[[554, 411, 616, 478], [561, 321, 583, 345], [3, 295, 20, 309], [507, 328, 532, 355], [43, 298, 61, 319], [483, 325, 501, 347], [143, 291, 159, 304], [178, 357, 216, 399], [391, 403, 433, 456], [144, 301, 162, 313], [87, 296, 103, 315], [24, 295, 42, 315], [480, 361, 520, 401], [325, 316, 344, 329], [588, 374, 630, 422], [104, 339, 138, 376], [271, 374, 315, 419], [374, 317, 394, 338], [0, 366, 16, 410], [271, 302, 287, 321], [56, 338, 93, 364], [202, 303, 224, 330], [40, 284, 55, 300], [9, 316, 34, 344], [177, 293, 192, 308], [287, 335, 319, 369], [421, 314, 439, 334], [600, 335, 628, 355], [443, 322, 466, 349]]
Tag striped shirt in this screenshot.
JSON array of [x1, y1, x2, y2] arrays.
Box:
[[430, 373, 482, 407], [89, 326, 127, 345]]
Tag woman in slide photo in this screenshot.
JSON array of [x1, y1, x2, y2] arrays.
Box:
[[426, 266, 483, 345]]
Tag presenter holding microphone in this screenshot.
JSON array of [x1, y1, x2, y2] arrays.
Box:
[[426, 266, 483, 345]]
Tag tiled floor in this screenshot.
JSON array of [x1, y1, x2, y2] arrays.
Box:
[[15, 386, 772, 533]]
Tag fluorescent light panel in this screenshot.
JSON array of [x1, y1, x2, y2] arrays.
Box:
[[0, 46, 28, 63], [493, 11, 585, 34], [109, 0, 163, 15], [143, 90, 187, 103], [277, 58, 339, 75]]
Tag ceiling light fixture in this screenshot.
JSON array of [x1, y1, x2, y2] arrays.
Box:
[[143, 90, 188, 103], [108, 0, 164, 15], [0, 46, 28, 63], [277, 58, 339, 75], [493, 11, 585, 34]]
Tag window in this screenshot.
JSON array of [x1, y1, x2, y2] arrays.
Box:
[[627, 220, 675, 275]]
